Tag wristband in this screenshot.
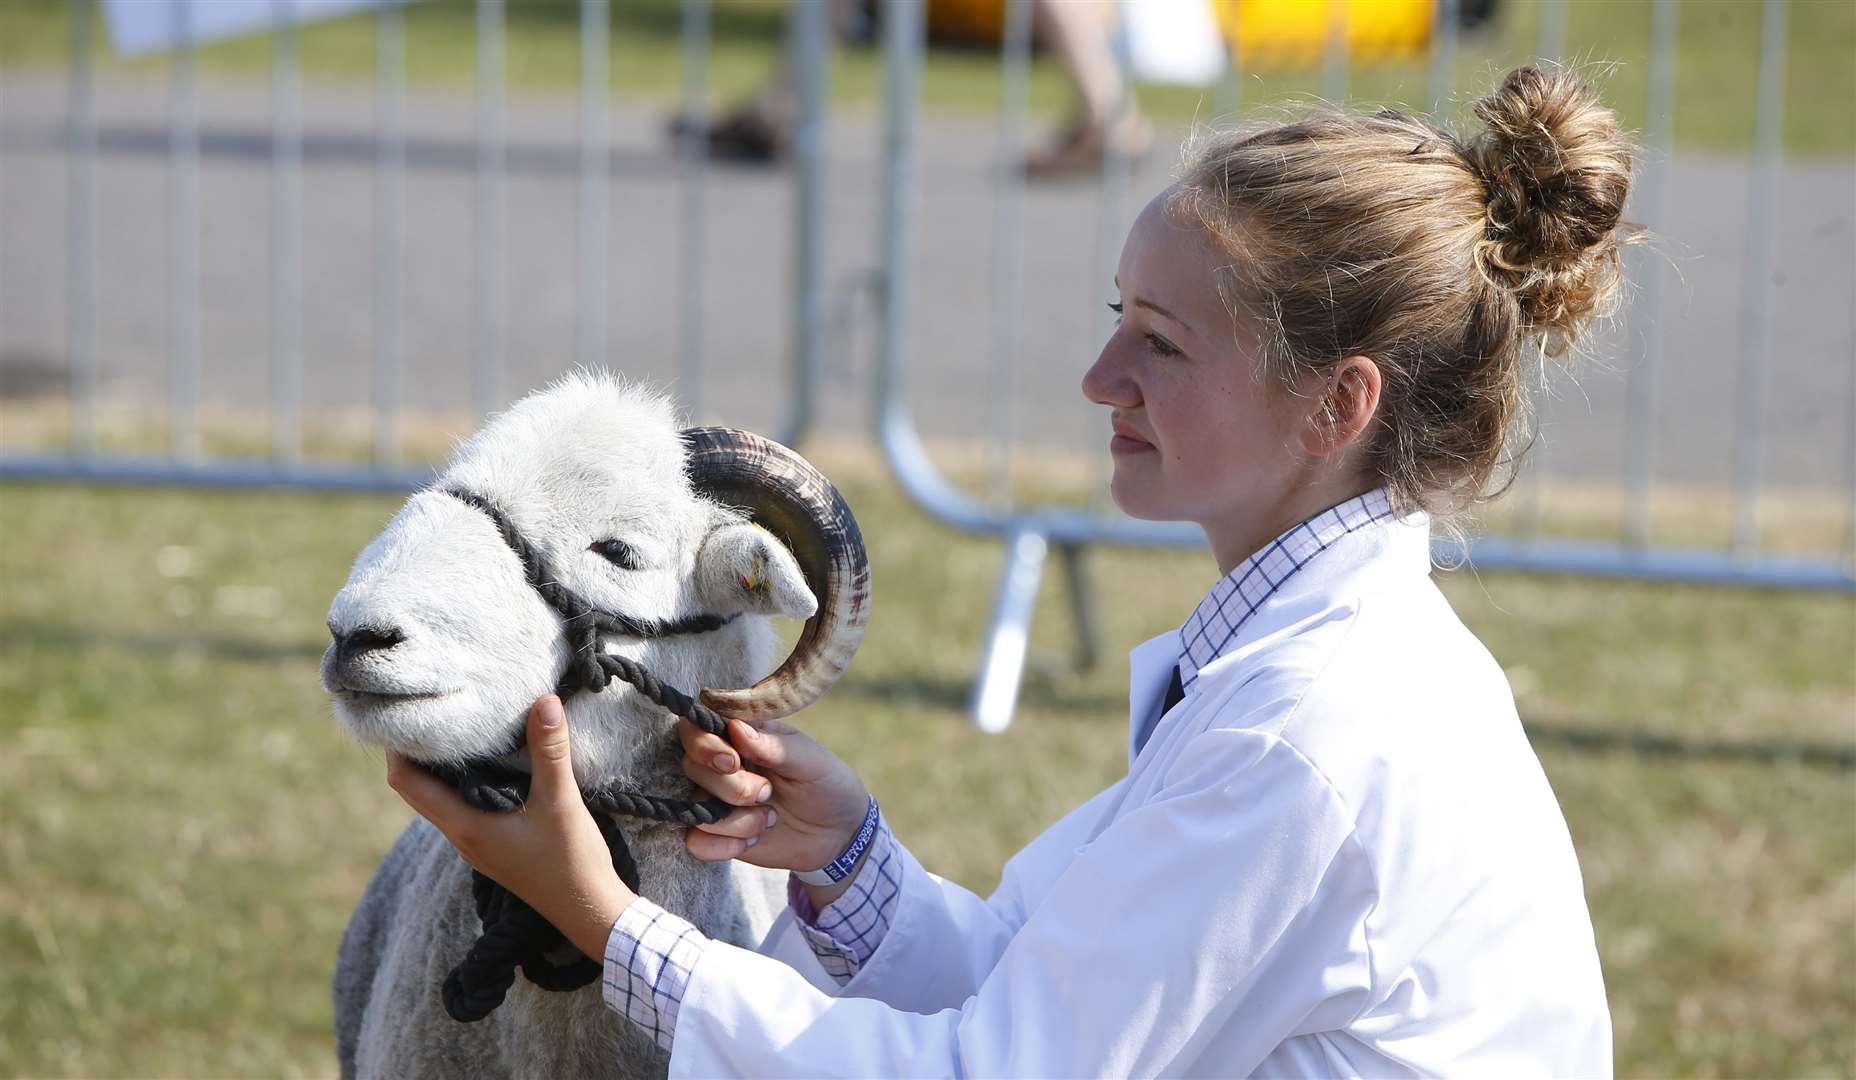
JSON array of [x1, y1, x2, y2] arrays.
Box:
[[794, 795, 880, 886]]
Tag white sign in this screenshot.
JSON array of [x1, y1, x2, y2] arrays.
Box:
[[103, 0, 403, 58], [1118, 0, 1229, 88]]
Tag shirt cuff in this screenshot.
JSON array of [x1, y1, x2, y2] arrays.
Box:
[[787, 811, 902, 985], [600, 897, 710, 1051]]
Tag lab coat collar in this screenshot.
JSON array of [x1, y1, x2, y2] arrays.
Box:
[[1178, 489, 1395, 691], [1127, 510, 1432, 766]]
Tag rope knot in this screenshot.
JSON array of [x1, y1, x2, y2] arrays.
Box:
[[433, 486, 742, 1023]]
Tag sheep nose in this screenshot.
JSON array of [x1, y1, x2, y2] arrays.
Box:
[[333, 625, 405, 668]]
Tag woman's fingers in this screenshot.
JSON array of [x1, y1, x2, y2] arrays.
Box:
[[728, 718, 812, 775], [524, 696, 576, 810], [677, 717, 739, 775], [682, 751, 773, 807], [386, 751, 466, 828], [685, 827, 762, 862], [693, 805, 775, 841]]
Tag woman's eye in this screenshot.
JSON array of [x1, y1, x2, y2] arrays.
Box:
[[1106, 301, 1124, 321], [591, 538, 644, 570], [1145, 332, 1181, 358]]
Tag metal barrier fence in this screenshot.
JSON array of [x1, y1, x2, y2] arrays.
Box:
[[3, 0, 826, 492], [867, 0, 1855, 730], [2, 0, 1851, 734]]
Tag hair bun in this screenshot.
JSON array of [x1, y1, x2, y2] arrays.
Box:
[[1469, 66, 1635, 355]]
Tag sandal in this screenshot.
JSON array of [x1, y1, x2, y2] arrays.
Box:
[[1024, 114, 1153, 180]]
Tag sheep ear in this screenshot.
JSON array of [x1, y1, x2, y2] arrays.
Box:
[[696, 523, 817, 621]]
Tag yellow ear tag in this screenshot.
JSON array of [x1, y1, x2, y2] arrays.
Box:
[[739, 527, 776, 593]]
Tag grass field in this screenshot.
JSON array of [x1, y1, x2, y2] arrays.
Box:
[[1, 462, 1852, 1076], [1, 0, 1852, 153]]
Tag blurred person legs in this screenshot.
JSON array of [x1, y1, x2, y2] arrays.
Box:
[[669, 0, 1154, 173], [1026, 0, 1153, 179], [668, 0, 868, 164]]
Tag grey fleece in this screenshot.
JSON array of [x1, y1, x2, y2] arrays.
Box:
[[335, 816, 786, 1079]]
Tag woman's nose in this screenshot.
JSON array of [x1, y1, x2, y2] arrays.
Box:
[[1081, 342, 1139, 409]]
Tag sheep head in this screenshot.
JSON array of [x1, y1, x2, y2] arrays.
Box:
[[320, 371, 869, 786]]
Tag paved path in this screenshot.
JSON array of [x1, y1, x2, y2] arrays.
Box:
[[2, 72, 1852, 500]]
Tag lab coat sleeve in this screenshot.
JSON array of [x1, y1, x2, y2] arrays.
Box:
[[667, 730, 1378, 1078], [787, 776, 1134, 1013]]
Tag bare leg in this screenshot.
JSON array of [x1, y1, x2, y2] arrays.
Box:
[[1037, 0, 1125, 131], [1027, 0, 1151, 177], [671, 0, 859, 164]]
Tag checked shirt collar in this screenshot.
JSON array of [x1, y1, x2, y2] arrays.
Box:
[[1177, 487, 1396, 695]]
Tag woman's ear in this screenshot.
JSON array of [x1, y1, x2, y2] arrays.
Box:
[[1299, 355, 1382, 459]]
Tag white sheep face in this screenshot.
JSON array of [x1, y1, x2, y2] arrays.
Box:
[[321, 372, 816, 785]]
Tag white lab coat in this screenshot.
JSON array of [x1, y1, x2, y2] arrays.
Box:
[[668, 514, 1612, 1078]]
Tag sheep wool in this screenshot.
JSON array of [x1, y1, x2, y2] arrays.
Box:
[[323, 371, 867, 1079]]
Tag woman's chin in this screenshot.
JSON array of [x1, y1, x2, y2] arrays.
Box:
[[1107, 473, 1171, 522]]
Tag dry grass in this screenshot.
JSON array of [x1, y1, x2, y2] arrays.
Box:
[[1, 449, 1851, 1075]]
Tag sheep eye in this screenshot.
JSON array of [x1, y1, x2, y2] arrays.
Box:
[[591, 539, 644, 571]]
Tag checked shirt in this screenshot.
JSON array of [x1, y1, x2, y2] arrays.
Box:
[[602, 811, 900, 1050], [1136, 488, 1396, 755], [605, 491, 1398, 1050]]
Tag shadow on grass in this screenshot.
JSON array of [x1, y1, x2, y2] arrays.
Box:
[[834, 669, 1126, 720], [1523, 719, 1856, 770], [6, 125, 755, 181], [0, 620, 326, 665]]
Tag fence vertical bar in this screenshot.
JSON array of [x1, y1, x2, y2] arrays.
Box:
[[168, 1, 200, 461], [475, 0, 506, 420], [373, 2, 405, 467], [1514, 0, 1575, 544], [1057, 541, 1100, 672], [781, 0, 828, 448], [578, 0, 610, 372], [1322, 0, 1349, 103], [1087, 26, 1136, 508], [1845, 302, 1856, 567], [1732, 0, 1788, 557], [67, 0, 98, 456], [1428, 0, 1457, 115], [1513, 339, 1548, 546], [1623, 0, 1677, 549], [986, 0, 1033, 507], [271, 1, 304, 464], [1213, 6, 1241, 118], [876, 0, 926, 456], [1537, 0, 1568, 63], [676, 0, 711, 419], [972, 527, 1049, 734]]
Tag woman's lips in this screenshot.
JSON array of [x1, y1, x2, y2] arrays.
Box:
[[1110, 422, 1154, 455]]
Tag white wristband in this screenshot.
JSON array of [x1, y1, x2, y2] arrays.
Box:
[[794, 796, 880, 886]]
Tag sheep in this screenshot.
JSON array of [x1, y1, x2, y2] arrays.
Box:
[[321, 370, 870, 1078]]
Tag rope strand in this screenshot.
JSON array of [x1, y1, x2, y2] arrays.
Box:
[[432, 486, 749, 1023], [436, 627, 738, 1022]]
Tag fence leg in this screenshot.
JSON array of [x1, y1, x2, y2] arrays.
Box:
[[970, 527, 1048, 734], [1056, 541, 1100, 673]]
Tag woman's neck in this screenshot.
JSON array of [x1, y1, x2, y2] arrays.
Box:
[[1202, 477, 1380, 578]]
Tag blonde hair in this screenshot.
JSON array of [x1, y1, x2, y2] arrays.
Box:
[[1171, 65, 1637, 519]]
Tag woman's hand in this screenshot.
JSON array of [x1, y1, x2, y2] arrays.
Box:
[[678, 715, 870, 898], [385, 695, 634, 961]]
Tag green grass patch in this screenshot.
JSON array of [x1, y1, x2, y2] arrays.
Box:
[[1, 472, 1851, 1075], [1, 0, 1851, 153]]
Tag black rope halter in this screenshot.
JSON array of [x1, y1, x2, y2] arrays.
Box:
[[430, 488, 752, 1023]]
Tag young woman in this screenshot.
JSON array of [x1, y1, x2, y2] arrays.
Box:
[[390, 65, 1627, 1077]]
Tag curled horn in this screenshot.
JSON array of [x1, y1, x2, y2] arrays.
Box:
[[681, 427, 871, 721]]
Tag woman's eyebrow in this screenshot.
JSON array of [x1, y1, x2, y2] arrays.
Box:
[[1112, 277, 1196, 336], [1134, 297, 1194, 336]]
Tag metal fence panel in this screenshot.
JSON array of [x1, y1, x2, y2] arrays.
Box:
[[0, 0, 1850, 737], [860, 0, 1853, 732], [2, 0, 821, 490]]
